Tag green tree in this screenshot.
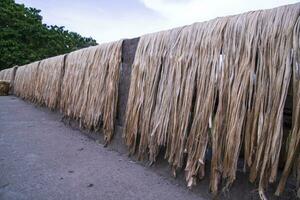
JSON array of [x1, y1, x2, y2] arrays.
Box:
[[0, 0, 98, 70]]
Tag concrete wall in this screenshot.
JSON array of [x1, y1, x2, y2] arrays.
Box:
[[117, 38, 140, 126]]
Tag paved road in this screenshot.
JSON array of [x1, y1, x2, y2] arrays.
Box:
[[0, 96, 203, 200]]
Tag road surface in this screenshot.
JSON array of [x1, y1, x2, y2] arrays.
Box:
[[0, 96, 203, 200]]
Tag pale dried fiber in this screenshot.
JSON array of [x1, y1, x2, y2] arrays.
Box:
[[0, 67, 15, 81], [275, 15, 300, 196], [123, 27, 183, 159], [244, 8, 298, 200], [14, 61, 40, 100], [0, 67, 17, 93], [124, 3, 300, 198], [60, 40, 123, 143], [34, 55, 65, 110]]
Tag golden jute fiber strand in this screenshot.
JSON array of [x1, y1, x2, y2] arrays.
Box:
[[124, 3, 300, 198], [0, 80, 10, 96], [34, 55, 66, 110], [14, 61, 40, 101], [60, 40, 123, 143], [0, 67, 14, 81], [0, 67, 17, 93], [275, 15, 300, 196], [244, 6, 299, 199], [124, 27, 183, 158]]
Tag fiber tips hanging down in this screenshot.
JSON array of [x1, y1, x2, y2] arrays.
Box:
[[12, 40, 123, 144], [0, 67, 16, 82], [60, 40, 123, 144], [14, 55, 65, 109], [34, 55, 66, 110], [14, 61, 40, 101], [124, 3, 300, 198]]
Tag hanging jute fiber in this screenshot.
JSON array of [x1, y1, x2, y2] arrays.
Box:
[[14, 61, 40, 101], [124, 3, 300, 198], [60, 40, 123, 143], [275, 14, 300, 196], [0, 81, 10, 96], [0, 67, 17, 94], [34, 55, 66, 110], [0, 67, 14, 81]]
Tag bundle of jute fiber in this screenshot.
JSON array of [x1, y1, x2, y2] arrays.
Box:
[[124, 17, 227, 190], [124, 3, 300, 198], [0, 67, 16, 82], [0, 67, 17, 94], [0, 81, 10, 96], [0, 69, 10, 81], [14, 61, 40, 101], [124, 27, 183, 159], [275, 15, 300, 196], [34, 55, 66, 110], [60, 40, 123, 143], [242, 5, 300, 199]]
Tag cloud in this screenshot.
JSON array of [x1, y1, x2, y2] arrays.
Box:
[[16, 0, 169, 43], [139, 0, 300, 27]]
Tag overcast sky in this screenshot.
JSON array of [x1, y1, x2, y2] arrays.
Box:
[[16, 0, 299, 43]]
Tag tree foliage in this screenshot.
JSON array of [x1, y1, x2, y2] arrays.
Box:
[[0, 0, 98, 70]]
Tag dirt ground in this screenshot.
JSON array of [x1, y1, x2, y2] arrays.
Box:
[[0, 96, 297, 200]]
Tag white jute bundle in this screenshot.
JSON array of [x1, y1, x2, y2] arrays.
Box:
[[275, 15, 300, 196], [124, 27, 183, 158], [0, 81, 10, 96], [124, 3, 300, 198], [0, 67, 15, 82], [14, 61, 40, 100], [0, 67, 17, 93], [60, 40, 123, 143], [34, 55, 65, 110]]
